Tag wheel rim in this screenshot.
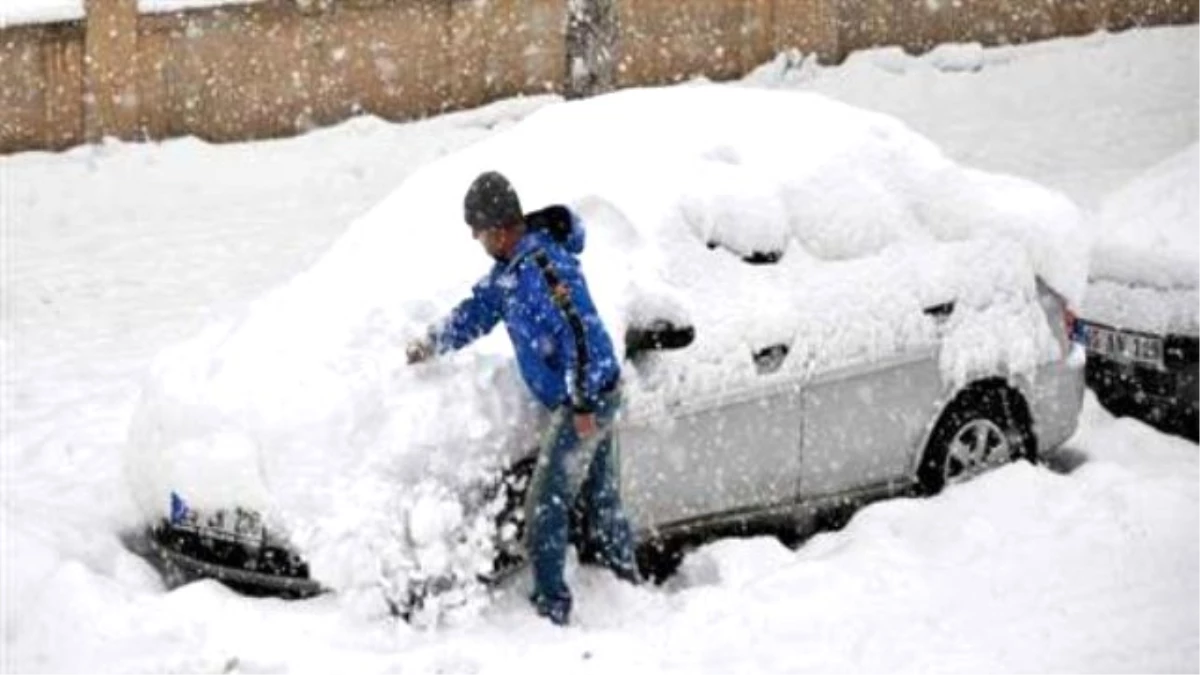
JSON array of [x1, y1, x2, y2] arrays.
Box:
[[944, 418, 1012, 484]]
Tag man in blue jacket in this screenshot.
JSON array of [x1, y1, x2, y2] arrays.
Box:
[[406, 171, 639, 626]]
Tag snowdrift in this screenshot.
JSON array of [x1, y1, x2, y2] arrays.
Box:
[[123, 85, 1086, 614], [1083, 143, 1199, 335]]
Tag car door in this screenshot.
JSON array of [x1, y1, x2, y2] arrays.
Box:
[[618, 369, 805, 533], [798, 347, 943, 498]]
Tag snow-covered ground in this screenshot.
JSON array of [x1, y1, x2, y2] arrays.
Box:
[[2, 25, 1197, 673]]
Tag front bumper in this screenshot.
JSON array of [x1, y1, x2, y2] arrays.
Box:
[[141, 498, 324, 599], [146, 520, 324, 598]]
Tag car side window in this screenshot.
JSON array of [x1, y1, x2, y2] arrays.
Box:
[[705, 240, 782, 265], [753, 343, 789, 375]]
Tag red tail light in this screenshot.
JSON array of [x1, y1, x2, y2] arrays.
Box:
[[1063, 306, 1078, 343]]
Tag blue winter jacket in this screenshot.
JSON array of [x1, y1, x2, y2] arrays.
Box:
[[432, 209, 621, 413]]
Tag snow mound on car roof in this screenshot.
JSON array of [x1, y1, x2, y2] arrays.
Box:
[[327, 85, 1085, 310], [1082, 143, 1198, 335], [1090, 143, 1198, 291], [124, 85, 1084, 610]]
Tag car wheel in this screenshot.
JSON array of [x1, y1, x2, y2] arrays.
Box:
[[484, 455, 537, 581], [636, 537, 684, 585], [918, 383, 1035, 495]]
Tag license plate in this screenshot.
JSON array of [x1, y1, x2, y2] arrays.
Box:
[[1084, 322, 1164, 369]]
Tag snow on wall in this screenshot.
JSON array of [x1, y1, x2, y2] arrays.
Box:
[[136, 0, 265, 13], [1, 0, 83, 26], [0, 0, 268, 27], [123, 85, 1085, 610]]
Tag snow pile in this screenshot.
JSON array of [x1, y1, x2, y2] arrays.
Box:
[[1082, 144, 1199, 334], [124, 84, 1084, 612], [136, 0, 265, 14], [1, 0, 268, 27], [746, 30, 1199, 215], [1083, 279, 1199, 335], [1092, 143, 1198, 289]]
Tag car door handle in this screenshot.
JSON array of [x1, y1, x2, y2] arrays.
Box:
[[753, 344, 790, 375], [923, 301, 955, 322]]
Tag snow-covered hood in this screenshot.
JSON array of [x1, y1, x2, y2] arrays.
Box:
[[123, 85, 1086, 600]]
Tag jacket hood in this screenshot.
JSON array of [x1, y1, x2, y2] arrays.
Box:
[[523, 204, 585, 255]]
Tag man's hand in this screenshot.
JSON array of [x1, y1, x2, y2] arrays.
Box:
[[573, 412, 597, 438], [406, 337, 435, 365]]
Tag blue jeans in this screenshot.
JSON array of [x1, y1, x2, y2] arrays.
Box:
[[525, 386, 638, 624]]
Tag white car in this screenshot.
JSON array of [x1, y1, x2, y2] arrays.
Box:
[[123, 85, 1089, 615]]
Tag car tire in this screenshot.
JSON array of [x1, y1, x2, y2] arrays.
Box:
[[636, 537, 684, 585], [486, 456, 538, 580], [918, 382, 1036, 495]]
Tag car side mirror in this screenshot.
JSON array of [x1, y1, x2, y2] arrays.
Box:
[[624, 320, 695, 359], [923, 301, 955, 321]]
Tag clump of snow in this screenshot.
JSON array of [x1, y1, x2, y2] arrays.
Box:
[[750, 40, 1012, 84], [1082, 144, 1199, 333], [1092, 143, 1199, 289], [1083, 280, 1199, 336], [0, 0, 268, 27], [137, 0, 265, 13], [926, 43, 987, 72], [745, 30, 1197, 215], [124, 84, 1085, 612]]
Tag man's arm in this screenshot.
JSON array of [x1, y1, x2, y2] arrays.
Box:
[[407, 277, 502, 363]]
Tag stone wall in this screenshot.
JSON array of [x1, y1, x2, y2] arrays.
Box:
[[0, 0, 1194, 153]]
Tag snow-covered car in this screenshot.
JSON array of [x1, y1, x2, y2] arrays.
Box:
[[122, 85, 1088, 616], [1079, 145, 1198, 442]]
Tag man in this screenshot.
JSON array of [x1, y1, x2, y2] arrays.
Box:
[[406, 170, 639, 626]]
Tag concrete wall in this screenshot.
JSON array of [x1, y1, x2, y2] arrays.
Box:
[[1, 22, 86, 150], [1, 0, 1195, 154]]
